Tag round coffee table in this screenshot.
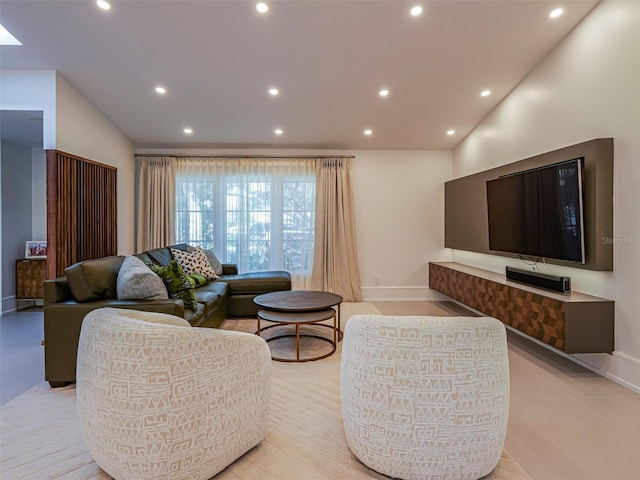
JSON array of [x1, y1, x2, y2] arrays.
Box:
[[254, 290, 343, 362]]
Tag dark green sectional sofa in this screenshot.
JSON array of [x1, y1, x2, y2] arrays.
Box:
[[43, 243, 291, 387]]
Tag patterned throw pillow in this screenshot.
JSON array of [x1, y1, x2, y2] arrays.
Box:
[[171, 247, 218, 280], [148, 261, 198, 311]]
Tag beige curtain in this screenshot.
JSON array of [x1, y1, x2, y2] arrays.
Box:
[[135, 156, 176, 252], [310, 158, 362, 301]]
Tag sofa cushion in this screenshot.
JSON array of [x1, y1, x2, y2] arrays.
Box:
[[194, 281, 229, 315], [149, 261, 198, 311], [182, 302, 206, 327], [116, 256, 168, 300], [171, 246, 217, 280], [216, 271, 291, 295], [65, 256, 125, 302]]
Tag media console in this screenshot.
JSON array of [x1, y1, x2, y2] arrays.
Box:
[[429, 262, 614, 354]]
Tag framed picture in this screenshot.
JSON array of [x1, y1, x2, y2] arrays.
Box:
[[26, 241, 47, 259]]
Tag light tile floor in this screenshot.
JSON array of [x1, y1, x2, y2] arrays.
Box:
[[1, 303, 639, 479]]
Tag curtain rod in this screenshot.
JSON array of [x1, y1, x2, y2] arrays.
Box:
[[134, 154, 355, 159]]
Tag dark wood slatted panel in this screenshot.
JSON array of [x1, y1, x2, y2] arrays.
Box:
[[46, 150, 117, 279]]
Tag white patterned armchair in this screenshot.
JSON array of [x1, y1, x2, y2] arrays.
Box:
[[76, 308, 271, 480], [341, 315, 510, 480]]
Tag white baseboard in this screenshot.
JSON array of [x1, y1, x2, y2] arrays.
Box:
[[361, 286, 450, 302], [576, 351, 640, 394], [2, 295, 16, 314], [504, 316, 640, 394]]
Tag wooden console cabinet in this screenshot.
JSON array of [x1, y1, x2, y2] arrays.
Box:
[[16, 258, 47, 309], [429, 262, 614, 354]]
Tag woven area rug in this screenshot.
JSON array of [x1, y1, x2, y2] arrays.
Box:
[[0, 302, 531, 480]]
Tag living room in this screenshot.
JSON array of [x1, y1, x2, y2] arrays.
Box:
[[1, 1, 639, 479]]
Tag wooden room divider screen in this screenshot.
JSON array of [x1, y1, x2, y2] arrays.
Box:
[[46, 150, 117, 279]]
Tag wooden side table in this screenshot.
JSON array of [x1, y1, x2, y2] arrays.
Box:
[[16, 258, 47, 310]]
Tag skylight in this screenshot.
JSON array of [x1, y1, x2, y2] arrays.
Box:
[[0, 24, 22, 46]]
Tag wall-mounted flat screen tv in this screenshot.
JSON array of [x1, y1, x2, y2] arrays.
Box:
[[486, 158, 585, 263]]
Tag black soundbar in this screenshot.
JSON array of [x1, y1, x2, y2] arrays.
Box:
[[506, 267, 571, 293]]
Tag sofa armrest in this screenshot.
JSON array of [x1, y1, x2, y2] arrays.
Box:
[[44, 299, 186, 385], [222, 263, 238, 275], [44, 277, 73, 304]]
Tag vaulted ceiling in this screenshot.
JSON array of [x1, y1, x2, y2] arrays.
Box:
[[0, 1, 598, 149]]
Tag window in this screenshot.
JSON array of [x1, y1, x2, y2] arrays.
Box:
[[175, 158, 315, 285]]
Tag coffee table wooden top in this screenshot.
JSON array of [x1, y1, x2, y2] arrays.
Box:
[[254, 290, 343, 312]]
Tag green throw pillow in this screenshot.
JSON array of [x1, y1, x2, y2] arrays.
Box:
[[149, 261, 198, 311], [188, 273, 208, 287]]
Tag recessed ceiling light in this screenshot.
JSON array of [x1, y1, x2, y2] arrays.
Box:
[[549, 8, 564, 18], [96, 0, 111, 11], [155, 86, 167, 95], [183, 127, 193, 135], [364, 129, 373, 136], [447, 130, 456, 136], [0, 24, 22, 45], [275, 128, 283, 135], [379, 89, 389, 97], [481, 89, 491, 97], [256, 3, 269, 13], [268, 88, 279, 96], [410, 6, 423, 17]]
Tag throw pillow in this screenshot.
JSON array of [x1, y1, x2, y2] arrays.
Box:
[[65, 256, 125, 302], [203, 248, 224, 276], [188, 273, 208, 287], [171, 246, 218, 280], [149, 261, 198, 311], [117, 255, 168, 300]]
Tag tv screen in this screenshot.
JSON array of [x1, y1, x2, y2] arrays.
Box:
[[486, 158, 585, 263]]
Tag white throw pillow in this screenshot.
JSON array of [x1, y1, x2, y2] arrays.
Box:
[[171, 246, 218, 280], [116, 255, 168, 300]]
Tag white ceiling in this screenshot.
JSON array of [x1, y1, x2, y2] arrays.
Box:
[[0, 0, 599, 150]]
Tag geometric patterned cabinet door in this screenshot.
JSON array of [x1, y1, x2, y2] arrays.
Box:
[[429, 262, 614, 353], [16, 258, 47, 310]]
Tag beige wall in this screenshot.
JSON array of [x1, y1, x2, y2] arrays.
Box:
[[351, 150, 452, 300], [453, 0, 640, 391], [55, 73, 136, 254], [137, 147, 453, 300]]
